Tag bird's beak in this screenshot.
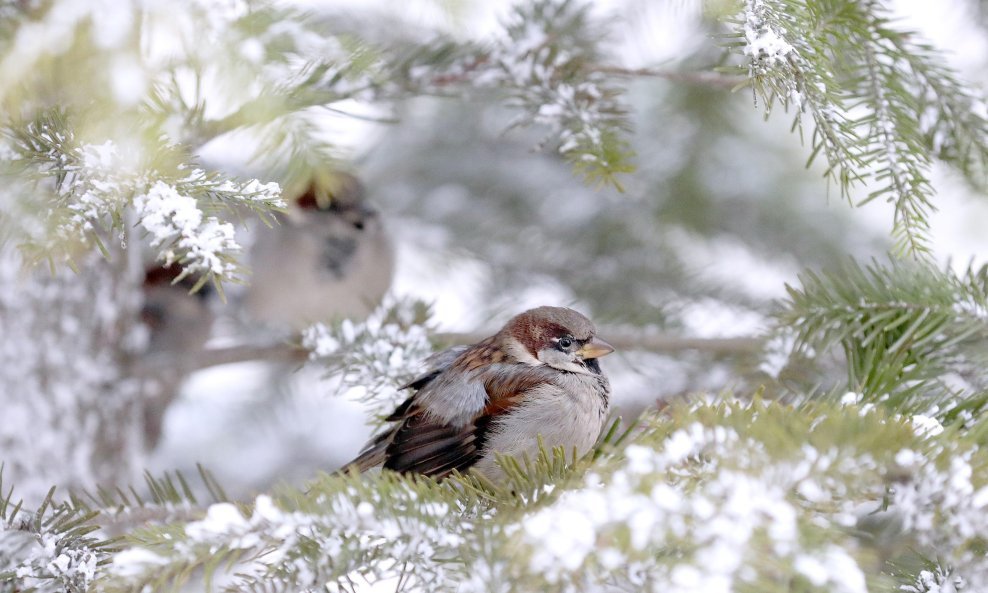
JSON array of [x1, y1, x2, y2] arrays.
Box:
[[578, 337, 615, 359]]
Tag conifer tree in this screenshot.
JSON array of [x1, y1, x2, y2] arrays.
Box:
[[1, 1, 987, 592]]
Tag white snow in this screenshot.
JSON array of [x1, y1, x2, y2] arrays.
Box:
[[134, 180, 240, 276], [910, 414, 945, 437], [742, 0, 795, 66], [520, 420, 870, 590], [300, 297, 434, 416]]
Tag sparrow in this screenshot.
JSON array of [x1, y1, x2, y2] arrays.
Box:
[[245, 172, 394, 330], [140, 265, 214, 448], [344, 306, 614, 482]]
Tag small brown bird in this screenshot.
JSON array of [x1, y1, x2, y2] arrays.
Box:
[[245, 172, 394, 329], [344, 306, 614, 481]]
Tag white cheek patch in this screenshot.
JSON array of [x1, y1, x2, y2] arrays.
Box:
[[504, 338, 540, 366], [538, 348, 594, 376]]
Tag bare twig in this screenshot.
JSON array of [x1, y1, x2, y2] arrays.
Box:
[[136, 342, 307, 376], [189, 342, 308, 371], [418, 60, 746, 91], [97, 506, 204, 537], [142, 329, 764, 375], [592, 65, 747, 90]]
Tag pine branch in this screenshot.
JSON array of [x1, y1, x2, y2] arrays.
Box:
[[385, 0, 635, 189], [778, 258, 988, 416], [728, 0, 988, 259], [79, 467, 227, 538], [0, 469, 117, 593], [31, 398, 986, 592], [2, 110, 283, 288], [591, 65, 746, 89], [135, 331, 763, 377]]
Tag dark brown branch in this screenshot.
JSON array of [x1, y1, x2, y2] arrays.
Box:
[[190, 342, 308, 369]]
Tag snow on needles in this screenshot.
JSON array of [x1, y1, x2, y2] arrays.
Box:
[[743, 0, 795, 69], [520, 422, 869, 592], [40, 137, 281, 281], [894, 449, 988, 590], [4, 529, 101, 593], [406, 0, 626, 168], [111, 489, 465, 589], [134, 181, 238, 276]]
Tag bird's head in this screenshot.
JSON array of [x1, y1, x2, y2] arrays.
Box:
[[292, 172, 379, 232], [501, 306, 614, 375]]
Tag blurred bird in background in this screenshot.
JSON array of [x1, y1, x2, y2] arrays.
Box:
[[140, 266, 215, 449], [141, 172, 395, 483], [245, 172, 395, 330]]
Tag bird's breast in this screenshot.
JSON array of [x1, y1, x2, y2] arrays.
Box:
[[473, 375, 609, 480]]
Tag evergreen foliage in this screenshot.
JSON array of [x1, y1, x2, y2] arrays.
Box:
[[778, 259, 988, 418], [731, 0, 988, 257], [1, 0, 987, 591]]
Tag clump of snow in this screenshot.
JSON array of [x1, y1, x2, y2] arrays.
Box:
[[742, 0, 795, 67], [134, 180, 240, 276], [62, 140, 138, 235], [902, 567, 967, 592], [1, 498, 105, 593], [910, 414, 945, 437], [840, 392, 863, 406], [111, 548, 171, 578]]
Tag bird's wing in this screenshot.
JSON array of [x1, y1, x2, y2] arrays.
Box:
[[339, 344, 469, 474], [343, 352, 557, 479]]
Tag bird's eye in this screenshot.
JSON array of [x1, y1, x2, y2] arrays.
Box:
[[557, 336, 574, 350]]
